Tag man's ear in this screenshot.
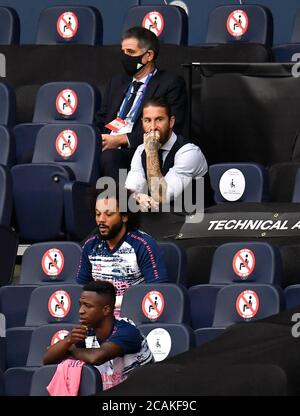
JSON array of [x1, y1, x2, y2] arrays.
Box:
[[121, 213, 129, 224], [103, 304, 112, 316], [170, 115, 176, 129], [147, 49, 155, 62]]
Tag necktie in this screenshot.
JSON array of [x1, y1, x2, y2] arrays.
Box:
[[158, 148, 164, 172], [122, 81, 143, 119]]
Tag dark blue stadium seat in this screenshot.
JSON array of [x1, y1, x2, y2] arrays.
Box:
[[206, 5, 273, 46], [20, 242, 82, 285], [13, 123, 45, 164], [284, 285, 300, 309], [0, 338, 5, 372], [209, 163, 269, 203], [209, 242, 282, 285], [189, 285, 223, 329], [0, 126, 15, 167], [4, 367, 34, 396], [30, 364, 102, 395], [213, 284, 281, 327], [0, 83, 16, 127], [25, 285, 81, 326], [290, 9, 300, 43], [157, 242, 187, 285], [194, 328, 225, 347], [123, 5, 188, 45], [6, 327, 34, 368], [0, 285, 37, 327], [0, 370, 4, 395], [139, 323, 195, 361], [292, 168, 300, 202], [0, 226, 18, 286], [120, 283, 190, 325], [36, 6, 102, 45], [272, 44, 300, 63], [0, 7, 20, 44], [0, 166, 12, 227]]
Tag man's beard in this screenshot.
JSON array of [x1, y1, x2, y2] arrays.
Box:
[[99, 221, 124, 240]]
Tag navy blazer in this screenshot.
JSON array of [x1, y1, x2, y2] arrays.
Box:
[[95, 69, 187, 150]]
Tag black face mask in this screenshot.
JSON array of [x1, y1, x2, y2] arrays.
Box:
[[121, 52, 148, 76]]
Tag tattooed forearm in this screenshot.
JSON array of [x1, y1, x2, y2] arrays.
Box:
[[146, 151, 167, 203]]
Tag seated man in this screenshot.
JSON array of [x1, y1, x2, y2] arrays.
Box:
[[76, 190, 169, 315], [125, 97, 208, 211], [43, 281, 153, 391], [95, 26, 187, 180]]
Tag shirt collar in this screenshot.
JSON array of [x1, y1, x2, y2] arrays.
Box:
[[133, 68, 157, 84], [160, 131, 177, 151]]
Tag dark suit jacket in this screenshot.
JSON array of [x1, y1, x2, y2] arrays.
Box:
[[95, 69, 187, 150]]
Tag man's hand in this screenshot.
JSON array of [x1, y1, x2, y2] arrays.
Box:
[[66, 325, 88, 347], [134, 192, 159, 211], [144, 130, 161, 154], [102, 134, 128, 151]]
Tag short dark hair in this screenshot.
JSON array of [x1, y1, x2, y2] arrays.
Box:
[[122, 26, 160, 60], [96, 186, 140, 231], [83, 281, 116, 306], [142, 96, 172, 118]]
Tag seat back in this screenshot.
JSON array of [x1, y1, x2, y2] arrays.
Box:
[[139, 323, 194, 361], [26, 324, 75, 367], [284, 285, 300, 309], [123, 5, 188, 45], [0, 125, 15, 167], [120, 284, 190, 325], [290, 9, 300, 43], [32, 124, 100, 183], [209, 163, 269, 203], [188, 284, 223, 329], [33, 82, 100, 124], [12, 164, 72, 241], [292, 168, 300, 202], [20, 242, 82, 285], [206, 5, 273, 46], [0, 225, 18, 286], [0, 285, 36, 327], [209, 242, 282, 285], [0, 166, 12, 227], [157, 242, 187, 285], [36, 6, 102, 45], [25, 285, 81, 326], [30, 364, 102, 395], [0, 7, 20, 44], [213, 284, 281, 327], [0, 82, 16, 126]]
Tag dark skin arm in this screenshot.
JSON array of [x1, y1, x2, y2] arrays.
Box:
[[43, 325, 123, 366]]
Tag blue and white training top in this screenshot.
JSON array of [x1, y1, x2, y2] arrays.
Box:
[[81, 317, 153, 390], [76, 229, 169, 313]]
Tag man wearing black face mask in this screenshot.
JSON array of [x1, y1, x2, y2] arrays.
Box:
[[95, 26, 187, 180]]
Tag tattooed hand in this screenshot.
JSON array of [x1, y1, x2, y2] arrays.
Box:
[[144, 130, 161, 154]]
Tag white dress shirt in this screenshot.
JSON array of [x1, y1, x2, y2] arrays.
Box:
[[125, 132, 208, 201]]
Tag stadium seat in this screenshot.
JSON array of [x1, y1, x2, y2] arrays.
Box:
[[0, 370, 4, 395], [4, 367, 34, 396], [0, 285, 37, 327], [139, 323, 195, 361], [14, 123, 45, 164], [0, 126, 15, 167], [0, 166, 13, 227], [292, 168, 300, 202], [30, 364, 102, 395], [0, 7, 20, 44], [120, 283, 191, 325], [284, 285, 300, 309], [0, 338, 5, 372], [25, 285, 81, 326], [206, 5, 273, 46], [0, 226, 18, 286], [0, 83, 16, 127], [123, 5, 188, 45], [212, 284, 281, 327], [209, 242, 282, 285], [19, 242, 82, 285], [36, 6, 102, 45], [209, 163, 269, 203], [6, 327, 34, 368], [268, 162, 300, 202], [189, 285, 223, 329], [272, 44, 300, 63], [157, 242, 187, 285], [194, 328, 225, 346]]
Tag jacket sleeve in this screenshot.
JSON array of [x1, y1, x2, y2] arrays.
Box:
[[75, 241, 93, 285]]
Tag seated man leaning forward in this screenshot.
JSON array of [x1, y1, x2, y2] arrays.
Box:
[[76, 190, 169, 315], [125, 97, 208, 211], [43, 281, 153, 391]]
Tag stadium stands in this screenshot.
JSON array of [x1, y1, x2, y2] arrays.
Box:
[[0, 7, 20, 44]]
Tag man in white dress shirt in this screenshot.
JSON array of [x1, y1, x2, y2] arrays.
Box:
[[125, 97, 208, 211]]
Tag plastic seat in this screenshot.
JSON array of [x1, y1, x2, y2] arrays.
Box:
[[30, 364, 102, 395], [206, 5, 273, 46], [0, 7, 20, 44], [209, 163, 269, 203], [194, 328, 225, 346], [292, 168, 300, 202], [36, 6, 102, 45], [25, 285, 81, 326], [6, 327, 35, 368], [139, 323, 195, 361], [19, 242, 82, 285], [0, 125, 15, 167], [123, 5, 188, 45], [284, 285, 300, 309], [0, 285, 37, 327], [4, 367, 34, 396], [0, 82, 16, 127], [0, 166, 13, 227], [157, 242, 187, 285], [13, 123, 45, 164], [189, 285, 223, 329], [120, 283, 190, 325], [209, 242, 282, 285], [0, 370, 4, 395], [0, 226, 18, 286], [272, 44, 300, 63]]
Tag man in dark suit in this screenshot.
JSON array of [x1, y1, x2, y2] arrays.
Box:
[[95, 26, 187, 180]]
